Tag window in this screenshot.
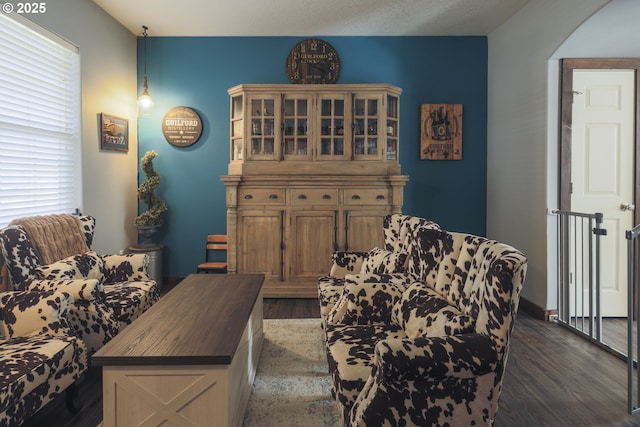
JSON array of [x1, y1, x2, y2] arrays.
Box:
[[0, 12, 81, 228]]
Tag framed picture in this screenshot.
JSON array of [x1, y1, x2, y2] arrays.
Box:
[[420, 104, 462, 160], [100, 113, 129, 152]]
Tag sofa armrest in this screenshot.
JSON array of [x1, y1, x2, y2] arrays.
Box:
[[327, 279, 405, 326], [102, 253, 152, 282], [26, 278, 103, 302], [0, 290, 74, 338], [329, 251, 368, 278], [375, 334, 497, 382]]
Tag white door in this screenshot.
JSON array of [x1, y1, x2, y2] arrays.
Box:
[[571, 69, 635, 317]]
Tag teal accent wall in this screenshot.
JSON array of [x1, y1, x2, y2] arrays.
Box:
[[137, 36, 487, 278]]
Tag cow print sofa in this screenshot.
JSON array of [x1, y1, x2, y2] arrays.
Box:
[[0, 214, 160, 354], [318, 216, 528, 426], [0, 291, 87, 427], [318, 214, 440, 330]]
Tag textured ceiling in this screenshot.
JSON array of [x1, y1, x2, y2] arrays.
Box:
[[93, 0, 530, 37]]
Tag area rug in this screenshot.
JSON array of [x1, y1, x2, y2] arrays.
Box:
[[242, 318, 341, 427]]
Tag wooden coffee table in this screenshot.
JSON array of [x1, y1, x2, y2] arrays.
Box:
[[93, 274, 264, 427]]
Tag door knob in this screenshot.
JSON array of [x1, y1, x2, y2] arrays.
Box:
[[621, 203, 636, 211]]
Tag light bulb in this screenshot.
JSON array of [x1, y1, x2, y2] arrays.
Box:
[[138, 75, 153, 109]]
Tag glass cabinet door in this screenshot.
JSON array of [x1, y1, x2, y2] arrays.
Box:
[[230, 94, 244, 161], [352, 94, 383, 160], [317, 95, 347, 160], [282, 95, 311, 160], [248, 96, 278, 160], [385, 93, 399, 161], [229, 84, 401, 166]]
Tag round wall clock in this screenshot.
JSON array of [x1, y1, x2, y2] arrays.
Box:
[[286, 38, 340, 84], [161, 106, 203, 147]]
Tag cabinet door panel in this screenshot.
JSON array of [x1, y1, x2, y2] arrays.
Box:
[[283, 94, 312, 161], [246, 94, 280, 160], [353, 93, 384, 161], [238, 210, 283, 280], [290, 211, 336, 280], [345, 211, 386, 252], [316, 94, 349, 161]]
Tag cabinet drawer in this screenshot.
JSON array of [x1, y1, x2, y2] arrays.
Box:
[[239, 188, 285, 205], [290, 188, 339, 205], [344, 188, 390, 205]]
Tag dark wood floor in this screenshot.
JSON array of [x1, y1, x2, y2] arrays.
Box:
[[21, 296, 640, 427]]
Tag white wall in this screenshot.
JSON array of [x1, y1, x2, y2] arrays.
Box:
[[28, 0, 138, 254], [486, 0, 609, 311], [544, 0, 640, 310], [552, 0, 640, 58]]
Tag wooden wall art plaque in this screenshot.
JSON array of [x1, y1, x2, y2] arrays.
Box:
[[162, 106, 203, 147], [420, 104, 462, 160]]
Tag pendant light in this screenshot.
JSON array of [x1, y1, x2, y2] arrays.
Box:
[[138, 25, 153, 109]]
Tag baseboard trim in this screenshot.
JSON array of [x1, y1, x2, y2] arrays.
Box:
[[519, 297, 557, 321]]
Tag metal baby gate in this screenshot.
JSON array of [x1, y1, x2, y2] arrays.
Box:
[[554, 210, 607, 344], [625, 224, 640, 414], [554, 209, 640, 414]]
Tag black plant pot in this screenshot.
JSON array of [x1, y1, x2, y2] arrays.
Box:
[[136, 225, 161, 248]]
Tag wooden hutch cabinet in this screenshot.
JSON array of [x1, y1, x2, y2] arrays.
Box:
[[221, 84, 408, 298]]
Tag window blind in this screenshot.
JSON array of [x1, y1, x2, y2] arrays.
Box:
[[0, 12, 81, 228]]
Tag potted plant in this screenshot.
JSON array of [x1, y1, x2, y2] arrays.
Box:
[[135, 150, 167, 247]]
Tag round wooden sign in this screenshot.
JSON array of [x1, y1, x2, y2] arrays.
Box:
[[162, 106, 203, 147]]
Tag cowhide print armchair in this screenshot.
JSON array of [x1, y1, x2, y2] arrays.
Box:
[[323, 227, 527, 427], [318, 214, 440, 328], [0, 291, 87, 427], [0, 214, 160, 353]]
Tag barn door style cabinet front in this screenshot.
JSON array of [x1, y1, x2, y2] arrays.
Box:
[[222, 84, 408, 298]]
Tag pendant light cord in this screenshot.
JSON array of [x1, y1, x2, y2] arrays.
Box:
[[142, 25, 149, 77]]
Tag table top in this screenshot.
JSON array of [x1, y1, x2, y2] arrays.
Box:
[[92, 274, 264, 366]]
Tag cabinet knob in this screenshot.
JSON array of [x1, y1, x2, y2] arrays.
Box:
[[244, 194, 253, 200], [298, 194, 307, 200], [322, 194, 331, 200], [269, 194, 279, 199], [351, 195, 361, 200], [376, 195, 385, 200]]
